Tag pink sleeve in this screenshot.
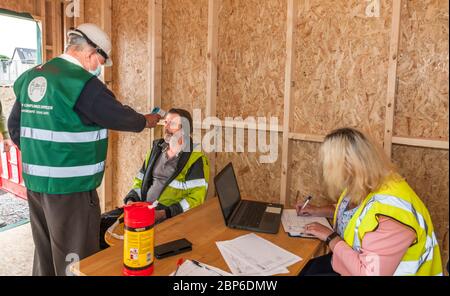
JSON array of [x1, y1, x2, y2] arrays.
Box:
[[331, 216, 416, 276]]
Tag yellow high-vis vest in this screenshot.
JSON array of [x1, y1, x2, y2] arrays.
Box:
[[333, 178, 443, 276]]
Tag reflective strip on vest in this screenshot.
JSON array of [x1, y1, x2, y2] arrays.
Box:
[[168, 179, 208, 190], [136, 172, 144, 181], [352, 194, 439, 276], [353, 194, 429, 251], [23, 161, 105, 178], [21, 127, 108, 143], [179, 199, 190, 212], [393, 232, 439, 276], [133, 188, 142, 198]]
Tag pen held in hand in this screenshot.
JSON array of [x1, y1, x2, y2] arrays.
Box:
[[300, 196, 313, 212]]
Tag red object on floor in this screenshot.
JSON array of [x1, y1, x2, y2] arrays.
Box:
[[0, 145, 27, 200]]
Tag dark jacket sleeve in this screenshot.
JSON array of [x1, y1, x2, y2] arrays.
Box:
[[7, 100, 22, 148], [74, 77, 147, 132]]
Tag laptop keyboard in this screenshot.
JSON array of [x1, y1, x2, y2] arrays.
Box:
[[233, 202, 267, 228]]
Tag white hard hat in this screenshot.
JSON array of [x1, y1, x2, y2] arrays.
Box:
[[68, 23, 113, 67]]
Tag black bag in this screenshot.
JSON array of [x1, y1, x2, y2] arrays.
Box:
[[99, 207, 124, 250]]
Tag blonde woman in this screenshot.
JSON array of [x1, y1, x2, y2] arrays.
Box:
[[297, 128, 442, 276]]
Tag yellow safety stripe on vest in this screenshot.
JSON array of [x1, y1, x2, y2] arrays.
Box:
[[168, 179, 208, 190], [23, 161, 105, 178], [136, 172, 144, 181], [21, 127, 108, 143]]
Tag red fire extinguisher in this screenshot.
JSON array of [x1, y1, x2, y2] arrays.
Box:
[[123, 202, 155, 276]]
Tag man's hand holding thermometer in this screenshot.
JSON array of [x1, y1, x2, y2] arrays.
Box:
[[300, 195, 313, 211], [151, 107, 167, 118], [144, 107, 167, 128]]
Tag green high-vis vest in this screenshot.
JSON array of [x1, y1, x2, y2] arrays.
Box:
[[14, 57, 108, 194]]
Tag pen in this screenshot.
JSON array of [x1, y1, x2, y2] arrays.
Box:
[[192, 260, 209, 270], [300, 196, 313, 212], [191, 260, 223, 276]]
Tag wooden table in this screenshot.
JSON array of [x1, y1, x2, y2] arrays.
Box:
[[72, 197, 323, 276]]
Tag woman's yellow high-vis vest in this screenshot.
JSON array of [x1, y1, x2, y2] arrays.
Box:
[[333, 178, 443, 276]]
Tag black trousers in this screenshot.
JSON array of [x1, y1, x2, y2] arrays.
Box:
[[27, 189, 101, 276], [299, 253, 340, 276]]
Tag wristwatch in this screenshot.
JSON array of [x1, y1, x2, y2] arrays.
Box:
[[325, 232, 339, 246]]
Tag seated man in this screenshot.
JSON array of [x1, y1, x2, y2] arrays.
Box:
[[123, 108, 209, 224]]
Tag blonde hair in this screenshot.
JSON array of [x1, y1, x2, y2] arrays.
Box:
[[319, 128, 401, 205]]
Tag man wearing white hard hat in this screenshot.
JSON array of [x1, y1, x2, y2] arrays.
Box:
[[8, 23, 160, 276]]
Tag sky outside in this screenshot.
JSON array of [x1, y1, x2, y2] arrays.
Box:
[[0, 14, 38, 58]]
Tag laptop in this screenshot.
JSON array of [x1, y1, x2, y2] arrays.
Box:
[[214, 163, 283, 234]]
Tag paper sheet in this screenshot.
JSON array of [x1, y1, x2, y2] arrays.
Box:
[[170, 260, 232, 276], [281, 209, 332, 237], [217, 243, 288, 276], [216, 233, 301, 276]]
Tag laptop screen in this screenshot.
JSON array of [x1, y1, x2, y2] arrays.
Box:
[[214, 163, 241, 224]]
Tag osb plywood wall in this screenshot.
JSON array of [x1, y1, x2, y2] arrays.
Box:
[[292, 0, 392, 141], [161, 0, 208, 114], [214, 0, 286, 201], [286, 0, 448, 261], [289, 0, 393, 205], [394, 0, 449, 140], [217, 0, 286, 121], [390, 0, 449, 262], [215, 133, 283, 204], [84, 0, 102, 25], [288, 141, 327, 207], [106, 0, 287, 203]]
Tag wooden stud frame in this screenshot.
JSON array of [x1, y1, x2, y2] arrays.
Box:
[[206, 0, 219, 198], [99, 0, 113, 212], [39, 0, 47, 61], [383, 0, 402, 158], [280, 0, 298, 205]]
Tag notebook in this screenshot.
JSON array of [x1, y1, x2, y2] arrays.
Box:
[[281, 209, 333, 238]]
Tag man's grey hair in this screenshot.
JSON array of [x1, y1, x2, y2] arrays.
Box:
[[65, 34, 94, 53]]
